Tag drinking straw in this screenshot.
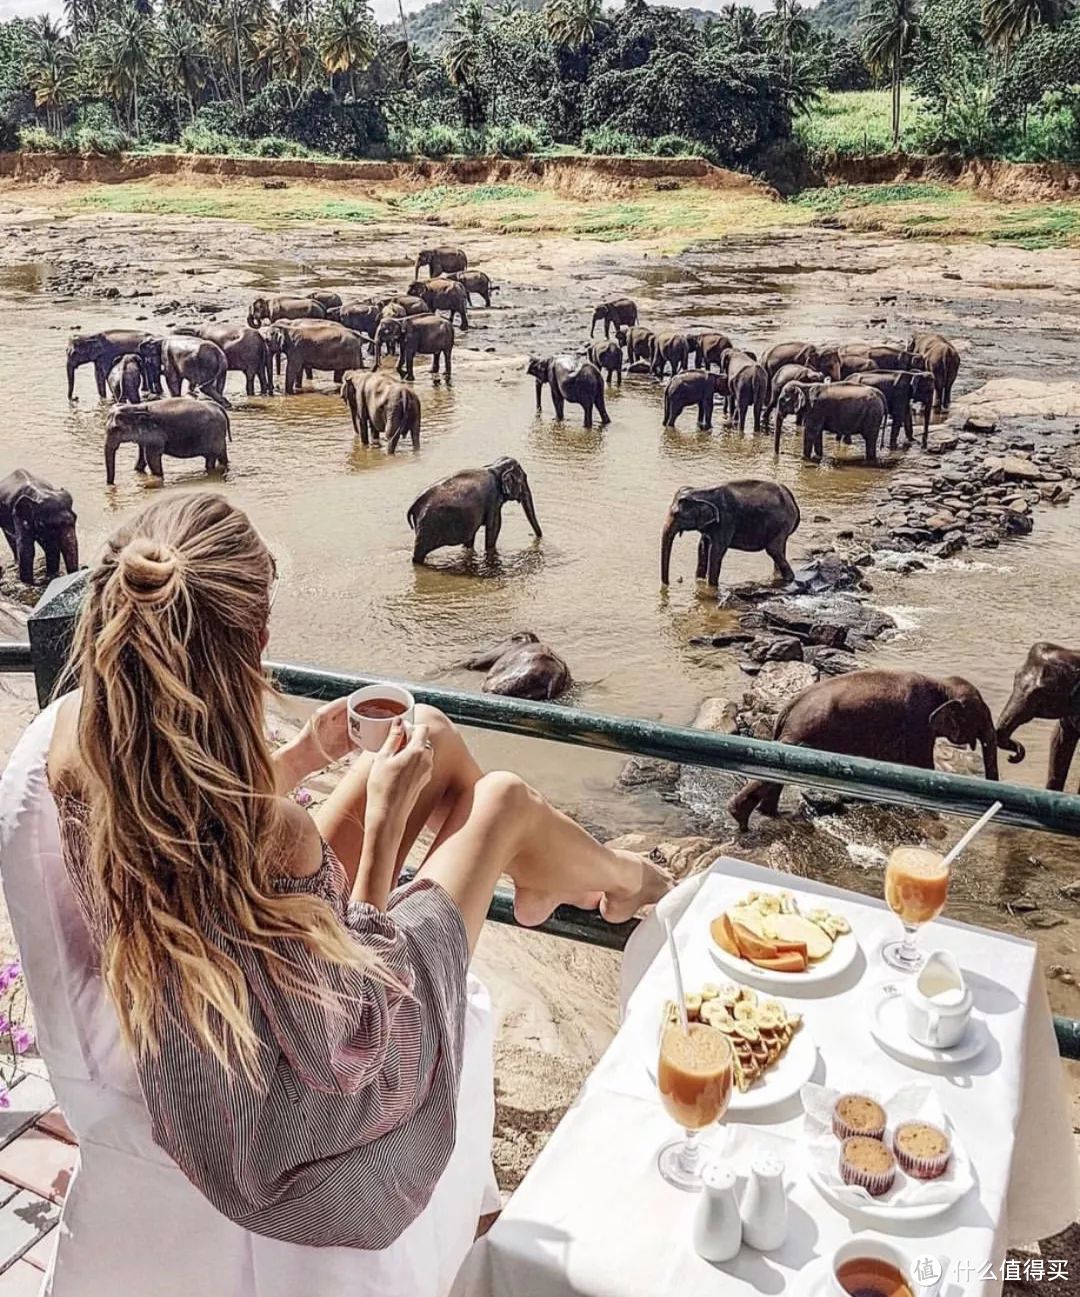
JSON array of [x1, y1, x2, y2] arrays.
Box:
[[940, 800, 1003, 871], [655, 890, 690, 1034]]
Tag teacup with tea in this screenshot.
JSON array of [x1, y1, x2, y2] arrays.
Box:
[[346, 684, 415, 752], [827, 1238, 943, 1297]]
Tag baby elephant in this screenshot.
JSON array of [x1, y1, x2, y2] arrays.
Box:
[[660, 480, 801, 588], [728, 669, 1001, 830], [107, 354, 147, 404], [664, 371, 727, 430], [461, 631, 572, 700], [587, 340, 623, 385], [340, 370, 420, 452], [528, 356, 610, 428]]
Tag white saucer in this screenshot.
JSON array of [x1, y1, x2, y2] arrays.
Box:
[[869, 988, 989, 1067]]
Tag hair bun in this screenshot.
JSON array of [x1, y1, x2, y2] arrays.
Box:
[[117, 537, 185, 605]]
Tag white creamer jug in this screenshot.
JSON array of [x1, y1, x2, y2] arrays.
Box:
[[904, 949, 973, 1049]]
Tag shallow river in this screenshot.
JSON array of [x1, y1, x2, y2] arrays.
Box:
[[2, 220, 1079, 854]]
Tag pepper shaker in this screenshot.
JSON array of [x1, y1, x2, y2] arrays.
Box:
[[692, 1162, 742, 1263], [741, 1152, 788, 1252]]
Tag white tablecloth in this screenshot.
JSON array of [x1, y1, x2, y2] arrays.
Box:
[[454, 858, 1079, 1297]]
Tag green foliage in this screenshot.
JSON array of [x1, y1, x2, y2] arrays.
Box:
[[18, 123, 60, 151], [793, 180, 954, 212], [179, 122, 244, 155], [650, 133, 700, 156], [797, 88, 924, 154], [809, 0, 863, 37], [410, 121, 462, 156], [485, 120, 543, 155], [580, 126, 642, 154]]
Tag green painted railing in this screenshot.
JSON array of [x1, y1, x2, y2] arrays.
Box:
[[6, 571, 1080, 1060]]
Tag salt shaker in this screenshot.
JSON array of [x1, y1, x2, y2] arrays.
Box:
[[740, 1152, 788, 1252], [692, 1162, 742, 1263]]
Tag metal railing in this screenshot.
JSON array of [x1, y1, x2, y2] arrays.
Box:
[[7, 571, 1080, 1059]]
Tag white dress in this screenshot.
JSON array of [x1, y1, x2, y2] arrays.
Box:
[[0, 701, 499, 1297]]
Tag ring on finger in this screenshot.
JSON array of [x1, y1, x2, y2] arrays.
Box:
[[423, 740, 434, 752]]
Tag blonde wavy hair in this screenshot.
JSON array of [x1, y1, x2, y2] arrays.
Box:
[[71, 493, 382, 1079]]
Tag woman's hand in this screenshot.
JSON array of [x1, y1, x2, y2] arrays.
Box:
[[365, 721, 434, 830], [272, 699, 353, 793]]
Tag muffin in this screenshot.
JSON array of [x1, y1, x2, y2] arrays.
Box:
[[840, 1136, 897, 1197], [893, 1121, 952, 1180], [832, 1093, 887, 1142]]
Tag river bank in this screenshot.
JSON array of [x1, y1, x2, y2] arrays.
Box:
[[0, 175, 1077, 1208]]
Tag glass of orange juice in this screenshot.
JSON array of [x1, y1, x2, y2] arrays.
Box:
[[882, 845, 950, 972], [656, 1022, 734, 1190]]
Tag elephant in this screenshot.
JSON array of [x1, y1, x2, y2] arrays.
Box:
[[908, 331, 960, 411], [693, 332, 735, 371], [385, 295, 429, 317], [728, 669, 1001, 830], [0, 470, 79, 585], [663, 370, 727, 430], [778, 382, 885, 462], [445, 270, 496, 308], [247, 295, 326, 328], [527, 355, 610, 428], [67, 330, 162, 400], [660, 480, 800, 588], [650, 331, 690, 379], [587, 340, 623, 385], [616, 325, 656, 364], [407, 278, 469, 329], [407, 456, 541, 564], [307, 290, 342, 312], [995, 642, 1080, 790], [104, 397, 230, 485], [270, 320, 369, 393], [373, 314, 454, 381], [848, 370, 935, 448], [107, 354, 146, 404], [147, 336, 230, 407], [766, 364, 824, 445], [722, 349, 768, 433], [461, 632, 571, 701], [762, 341, 821, 384], [414, 246, 468, 280], [327, 300, 380, 331], [176, 324, 273, 396], [818, 343, 927, 381], [591, 298, 638, 339], [340, 369, 421, 452]]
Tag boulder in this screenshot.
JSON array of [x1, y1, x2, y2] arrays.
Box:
[[749, 661, 819, 712], [962, 416, 998, 435], [787, 553, 869, 595], [804, 646, 860, 675], [693, 697, 739, 735], [745, 636, 804, 664], [688, 631, 754, 648]]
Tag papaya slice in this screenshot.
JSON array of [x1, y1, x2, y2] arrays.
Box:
[[750, 951, 808, 974], [731, 921, 782, 963], [710, 914, 741, 959]]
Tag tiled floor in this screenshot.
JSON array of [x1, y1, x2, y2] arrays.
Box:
[[0, 1071, 69, 1288]]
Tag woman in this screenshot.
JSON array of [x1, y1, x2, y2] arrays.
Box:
[[0, 493, 666, 1297]]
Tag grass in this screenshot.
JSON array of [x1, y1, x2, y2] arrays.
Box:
[[797, 89, 927, 157], [988, 204, 1080, 249], [389, 184, 535, 213], [793, 182, 957, 214]]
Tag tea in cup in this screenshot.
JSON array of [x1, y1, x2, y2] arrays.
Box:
[[827, 1239, 933, 1297], [904, 949, 973, 1050], [346, 684, 415, 752]]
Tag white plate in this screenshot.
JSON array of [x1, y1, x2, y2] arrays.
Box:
[[707, 887, 859, 988], [869, 988, 989, 1067], [638, 996, 819, 1113], [808, 1163, 969, 1224]]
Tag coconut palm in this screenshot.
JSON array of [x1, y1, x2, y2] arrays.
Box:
[[860, 0, 919, 145], [159, 12, 208, 122], [445, 0, 487, 122], [762, 0, 811, 70], [91, 2, 154, 136], [708, 4, 763, 53], [982, 0, 1071, 58], [318, 0, 377, 98], [544, 0, 607, 49], [32, 48, 76, 135], [256, 7, 307, 100], [207, 0, 265, 108]]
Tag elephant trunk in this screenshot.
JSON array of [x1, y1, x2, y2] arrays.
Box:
[[660, 514, 679, 586], [521, 484, 542, 538], [105, 435, 119, 486], [995, 689, 1030, 765], [16, 533, 34, 585], [66, 357, 77, 400], [978, 712, 1000, 782], [60, 526, 79, 575]]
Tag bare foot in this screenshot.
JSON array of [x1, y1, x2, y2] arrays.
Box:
[[512, 887, 603, 926], [600, 851, 672, 925]]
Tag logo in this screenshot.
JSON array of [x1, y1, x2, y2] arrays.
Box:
[[913, 1256, 944, 1285]]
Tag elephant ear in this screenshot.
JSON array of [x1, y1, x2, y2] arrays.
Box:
[[499, 464, 524, 498], [929, 698, 967, 745], [12, 496, 35, 530]]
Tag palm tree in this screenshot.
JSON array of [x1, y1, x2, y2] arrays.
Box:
[[32, 48, 76, 135], [708, 4, 763, 53], [861, 0, 919, 145], [762, 0, 811, 73], [256, 7, 307, 100], [207, 0, 264, 107], [91, 3, 153, 136], [445, 0, 487, 123], [159, 12, 208, 121], [544, 0, 606, 49], [318, 0, 377, 99], [982, 0, 1071, 59]]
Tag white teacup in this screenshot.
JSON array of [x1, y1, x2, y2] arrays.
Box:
[[904, 949, 973, 1050], [827, 1238, 942, 1297], [346, 684, 415, 752]]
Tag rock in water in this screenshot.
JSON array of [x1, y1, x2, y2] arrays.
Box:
[[749, 661, 819, 711], [693, 697, 739, 734]]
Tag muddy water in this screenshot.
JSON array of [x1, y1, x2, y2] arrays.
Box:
[[3, 221, 1080, 880]]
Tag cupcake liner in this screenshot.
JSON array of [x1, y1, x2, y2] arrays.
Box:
[[893, 1123, 952, 1180], [832, 1096, 886, 1142], [839, 1141, 896, 1197]]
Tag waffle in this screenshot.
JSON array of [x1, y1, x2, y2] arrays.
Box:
[[664, 983, 802, 1092]]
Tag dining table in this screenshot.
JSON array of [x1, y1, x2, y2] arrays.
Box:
[[452, 856, 1079, 1297]]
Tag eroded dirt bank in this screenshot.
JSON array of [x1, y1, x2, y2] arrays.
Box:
[[821, 151, 1080, 201]]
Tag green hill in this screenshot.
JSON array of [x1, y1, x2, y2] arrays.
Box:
[[809, 0, 860, 37]]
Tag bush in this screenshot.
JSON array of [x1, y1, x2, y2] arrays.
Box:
[[65, 107, 133, 155], [580, 127, 642, 155], [486, 120, 543, 157], [18, 124, 60, 152], [410, 123, 462, 158], [179, 123, 246, 155], [250, 135, 313, 158], [650, 133, 700, 157]]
